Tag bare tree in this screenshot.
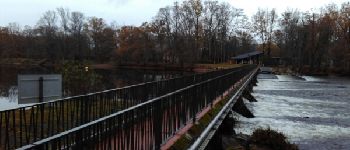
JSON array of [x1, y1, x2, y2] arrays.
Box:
[[154, 6, 172, 63], [37, 10, 57, 37], [69, 11, 85, 60], [171, 1, 182, 63], [56, 7, 70, 60], [252, 8, 278, 57], [267, 9, 278, 56], [191, 0, 203, 61], [203, 0, 219, 62], [37, 10, 58, 60], [57, 7, 70, 34], [216, 2, 232, 62], [252, 8, 268, 53]]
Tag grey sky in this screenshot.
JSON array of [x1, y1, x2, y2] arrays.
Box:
[[0, 0, 348, 27]]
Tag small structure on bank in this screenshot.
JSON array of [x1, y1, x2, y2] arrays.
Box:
[[231, 50, 263, 64]]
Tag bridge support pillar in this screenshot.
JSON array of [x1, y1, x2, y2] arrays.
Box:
[[252, 74, 258, 86], [220, 112, 236, 135], [245, 81, 254, 93], [207, 130, 223, 150], [243, 90, 257, 102], [206, 112, 236, 150], [232, 97, 254, 118], [247, 73, 258, 92]]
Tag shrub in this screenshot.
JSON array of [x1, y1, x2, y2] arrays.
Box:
[[251, 128, 298, 150]]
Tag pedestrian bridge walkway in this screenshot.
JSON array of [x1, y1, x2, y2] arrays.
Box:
[[0, 65, 258, 150]]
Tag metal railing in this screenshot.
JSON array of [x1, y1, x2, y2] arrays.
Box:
[[1, 65, 250, 149], [19, 65, 256, 150], [189, 67, 259, 150]]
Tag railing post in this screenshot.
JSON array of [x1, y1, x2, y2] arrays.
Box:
[[39, 77, 44, 103], [153, 101, 162, 150]]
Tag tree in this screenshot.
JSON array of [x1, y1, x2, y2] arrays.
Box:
[[86, 17, 106, 60], [116, 25, 155, 64], [69, 11, 86, 60], [37, 10, 59, 60], [216, 2, 233, 62], [252, 8, 278, 57], [1, 0, 349, 74], [203, 0, 220, 62], [279, 9, 302, 67], [191, 0, 203, 61], [153, 6, 172, 63], [252, 8, 268, 54], [267, 9, 278, 56], [56, 7, 70, 60], [337, 2, 350, 70]]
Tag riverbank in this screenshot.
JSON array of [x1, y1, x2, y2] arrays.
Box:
[[0, 58, 242, 72], [271, 66, 350, 76], [0, 58, 47, 67], [91, 63, 242, 72]]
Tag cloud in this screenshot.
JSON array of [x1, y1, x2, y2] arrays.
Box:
[[0, 0, 348, 27], [107, 0, 132, 6]]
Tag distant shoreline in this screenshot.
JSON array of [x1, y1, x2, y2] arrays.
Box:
[[2, 61, 349, 76], [92, 63, 243, 72], [271, 66, 350, 76], [0, 59, 241, 73]]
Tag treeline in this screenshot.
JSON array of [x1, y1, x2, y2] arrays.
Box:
[[257, 2, 350, 72], [117, 1, 254, 64], [0, 0, 255, 65], [0, 0, 349, 72], [0, 8, 117, 63]]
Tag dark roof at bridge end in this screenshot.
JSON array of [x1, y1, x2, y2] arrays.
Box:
[[232, 50, 263, 60]]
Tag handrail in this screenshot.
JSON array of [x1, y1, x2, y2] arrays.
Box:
[[189, 67, 259, 150]]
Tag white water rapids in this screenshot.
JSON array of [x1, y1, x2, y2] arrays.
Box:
[[235, 74, 350, 150]]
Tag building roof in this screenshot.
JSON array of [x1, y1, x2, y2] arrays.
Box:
[[232, 51, 263, 60]]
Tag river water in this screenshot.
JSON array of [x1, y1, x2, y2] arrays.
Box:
[[0, 66, 188, 111], [236, 74, 350, 150]]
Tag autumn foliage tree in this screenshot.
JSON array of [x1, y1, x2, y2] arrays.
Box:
[[274, 2, 350, 73], [0, 1, 349, 74], [116, 24, 157, 64]]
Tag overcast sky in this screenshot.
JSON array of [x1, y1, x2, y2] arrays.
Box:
[[0, 0, 348, 27]]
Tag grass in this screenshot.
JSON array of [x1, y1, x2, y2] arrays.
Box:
[[170, 90, 237, 150], [0, 58, 45, 66]]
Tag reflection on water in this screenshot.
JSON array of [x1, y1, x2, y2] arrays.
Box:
[[236, 74, 350, 150], [0, 66, 190, 111]]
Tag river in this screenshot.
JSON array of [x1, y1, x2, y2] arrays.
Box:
[[236, 74, 350, 150], [0, 66, 189, 111]]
